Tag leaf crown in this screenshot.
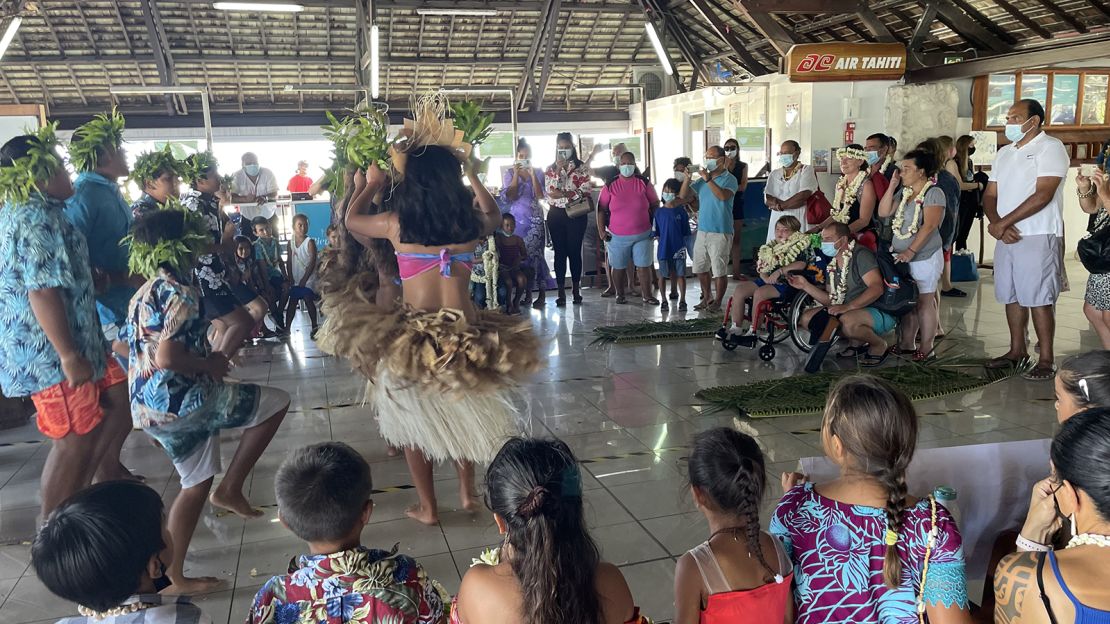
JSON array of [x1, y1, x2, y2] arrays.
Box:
[[68, 109, 126, 172], [0, 122, 63, 206]]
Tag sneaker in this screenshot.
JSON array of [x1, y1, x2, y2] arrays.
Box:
[[714, 327, 729, 341], [941, 288, 968, 298]]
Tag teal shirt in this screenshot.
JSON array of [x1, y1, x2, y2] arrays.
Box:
[[691, 171, 738, 234], [65, 172, 135, 328]]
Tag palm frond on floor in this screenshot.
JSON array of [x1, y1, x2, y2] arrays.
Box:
[[695, 356, 1032, 417], [591, 317, 722, 346]]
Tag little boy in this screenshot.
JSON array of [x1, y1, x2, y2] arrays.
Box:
[[285, 214, 320, 339], [654, 178, 692, 311], [32, 480, 212, 624], [124, 208, 289, 593], [495, 213, 529, 314], [250, 442, 449, 624], [252, 216, 289, 334]]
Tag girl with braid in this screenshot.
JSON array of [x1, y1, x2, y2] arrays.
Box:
[[771, 376, 973, 624], [675, 428, 792, 623]]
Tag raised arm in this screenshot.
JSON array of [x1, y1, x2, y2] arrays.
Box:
[[344, 165, 395, 242], [469, 160, 502, 237], [877, 170, 901, 218]]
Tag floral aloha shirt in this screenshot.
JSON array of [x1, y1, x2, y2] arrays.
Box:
[[180, 189, 236, 304], [248, 546, 449, 624]]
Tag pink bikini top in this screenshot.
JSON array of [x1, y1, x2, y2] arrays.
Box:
[[395, 249, 475, 281]]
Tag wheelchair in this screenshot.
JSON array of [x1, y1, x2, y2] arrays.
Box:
[[718, 286, 824, 361]]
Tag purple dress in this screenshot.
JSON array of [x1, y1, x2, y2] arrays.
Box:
[[501, 167, 555, 290]]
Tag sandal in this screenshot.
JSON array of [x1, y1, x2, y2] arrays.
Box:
[[669, 292, 679, 300], [860, 351, 889, 368], [694, 301, 709, 311], [555, 297, 566, 308], [601, 290, 615, 298], [532, 299, 545, 310], [837, 345, 866, 359], [888, 345, 905, 356], [573, 293, 583, 305], [678, 301, 688, 311], [643, 297, 660, 305], [1022, 363, 1057, 381], [616, 296, 628, 305], [660, 301, 669, 311], [912, 350, 936, 363]]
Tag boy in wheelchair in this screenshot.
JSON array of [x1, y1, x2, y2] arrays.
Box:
[[787, 222, 894, 367], [716, 216, 814, 346]]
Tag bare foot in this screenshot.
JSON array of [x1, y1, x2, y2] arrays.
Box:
[[209, 488, 263, 520], [163, 574, 222, 595], [405, 504, 439, 526], [386, 445, 401, 458], [459, 484, 482, 513]]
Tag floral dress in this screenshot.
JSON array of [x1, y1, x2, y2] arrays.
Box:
[[770, 482, 968, 624], [248, 546, 449, 624], [181, 189, 239, 320], [500, 167, 555, 290], [1086, 207, 1110, 310]]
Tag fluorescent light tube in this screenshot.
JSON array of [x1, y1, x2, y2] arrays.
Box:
[[645, 22, 673, 76], [415, 8, 499, 16], [370, 24, 380, 99], [212, 2, 305, 12], [0, 17, 22, 61]]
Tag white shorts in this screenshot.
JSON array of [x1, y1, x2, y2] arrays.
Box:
[[692, 231, 733, 279], [994, 234, 1062, 308], [174, 387, 290, 489], [908, 249, 944, 295]]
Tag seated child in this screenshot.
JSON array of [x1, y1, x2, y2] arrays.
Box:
[[470, 234, 505, 310], [654, 177, 691, 311], [719, 215, 811, 339], [674, 428, 792, 624], [285, 214, 320, 339], [32, 480, 212, 624], [249, 442, 449, 624], [252, 216, 289, 334], [123, 208, 289, 594], [495, 213, 529, 314], [227, 235, 278, 339]]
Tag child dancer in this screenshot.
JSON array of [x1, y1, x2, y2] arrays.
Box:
[[675, 428, 792, 623], [654, 178, 691, 311], [123, 207, 289, 593], [319, 94, 542, 525], [719, 216, 811, 339], [285, 214, 320, 338], [496, 213, 529, 314]]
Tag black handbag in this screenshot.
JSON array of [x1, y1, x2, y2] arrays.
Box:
[[1079, 217, 1110, 274]]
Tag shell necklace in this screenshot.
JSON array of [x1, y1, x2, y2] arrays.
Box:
[[1068, 533, 1110, 548]]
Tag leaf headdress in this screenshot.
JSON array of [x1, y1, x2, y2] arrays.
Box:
[[130, 145, 185, 187], [0, 122, 63, 206], [68, 109, 126, 173], [182, 151, 219, 187], [321, 107, 390, 195], [124, 197, 210, 279], [390, 92, 473, 177]]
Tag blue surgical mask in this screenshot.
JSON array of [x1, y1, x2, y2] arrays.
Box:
[[244, 164, 260, 176], [779, 154, 795, 168], [674, 171, 686, 182], [705, 159, 718, 171], [1005, 119, 1031, 143], [619, 164, 636, 177], [820, 241, 838, 257], [865, 151, 880, 166], [662, 192, 675, 202]]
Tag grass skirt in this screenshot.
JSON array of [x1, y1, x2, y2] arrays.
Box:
[[318, 303, 543, 463]]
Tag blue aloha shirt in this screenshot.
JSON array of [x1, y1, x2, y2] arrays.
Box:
[[248, 546, 449, 624], [180, 189, 235, 299], [122, 270, 261, 462], [0, 194, 106, 397]]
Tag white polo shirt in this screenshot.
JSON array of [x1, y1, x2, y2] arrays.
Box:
[[988, 131, 1069, 237]]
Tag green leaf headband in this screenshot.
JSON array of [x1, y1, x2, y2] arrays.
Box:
[[0, 122, 63, 206], [123, 197, 211, 279], [182, 150, 219, 186], [130, 145, 185, 187], [68, 109, 126, 172]]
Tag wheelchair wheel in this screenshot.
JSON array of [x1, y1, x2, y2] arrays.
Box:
[[766, 318, 791, 345], [722, 338, 739, 351], [758, 344, 776, 361], [789, 290, 822, 353]]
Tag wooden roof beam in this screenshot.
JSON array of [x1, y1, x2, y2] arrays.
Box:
[[688, 0, 768, 75], [934, 1, 1009, 53], [1029, 0, 1089, 33], [991, 0, 1053, 39], [856, 3, 898, 43], [734, 0, 797, 58], [908, 2, 938, 51], [514, 0, 560, 107], [139, 0, 176, 114], [645, 0, 710, 88], [534, 0, 564, 112], [948, 0, 1018, 44]]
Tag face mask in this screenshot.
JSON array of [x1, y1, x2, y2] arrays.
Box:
[[779, 154, 796, 168], [662, 192, 675, 202], [705, 159, 719, 171], [865, 151, 880, 166], [968, 147, 976, 156], [619, 164, 636, 177], [1005, 119, 1031, 143], [152, 558, 172, 592], [244, 164, 260, 177], [674, 171, 686, 182], [820, 242, 838, 257], [557, 149, 572, 161], [725, 148, 738, 158]]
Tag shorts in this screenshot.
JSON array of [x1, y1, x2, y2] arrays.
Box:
[[732, 195, 745, 221], [606, 230, 654, 270], [657, 250, 687, 278], [167, 386, 290, 489], [692, 231, 733, 279], [865, 307, 897, 335], [32, 355, 126, 440], [753, 277, 791, 298], [200, 291, 241, 321], [994, 234, 1061, 308], [231, 283, 259, 305], [269, 275, 286, 292], [908, 248, 944, 295], [289, 286, 320, 301]]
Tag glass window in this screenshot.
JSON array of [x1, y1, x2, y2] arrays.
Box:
[[1020, 74, 1049, 107], [1050, 74, 1079, 125], [986, 74, 1016, 126], [1082, 74, 1108, 125]]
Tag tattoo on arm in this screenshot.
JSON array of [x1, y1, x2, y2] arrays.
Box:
[[994, 552, 1037, 624]]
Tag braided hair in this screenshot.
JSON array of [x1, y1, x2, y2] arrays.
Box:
[[823, 375, 918, 588], [687, 427, 776, 582]]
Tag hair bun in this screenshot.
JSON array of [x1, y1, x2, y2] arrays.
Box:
[[517, 485, 549, 518]]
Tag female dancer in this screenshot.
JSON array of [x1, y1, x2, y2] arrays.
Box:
[[319, 97, 543, 525], [502, 139, 553, 309]]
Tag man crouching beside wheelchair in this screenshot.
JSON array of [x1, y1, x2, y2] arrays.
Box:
[[788, 222, 895, 368]]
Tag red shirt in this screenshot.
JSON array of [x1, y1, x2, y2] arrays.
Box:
[[287, 174, 312, 194]]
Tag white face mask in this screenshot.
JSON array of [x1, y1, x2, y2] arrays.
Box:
[[1005, 118, 1033, 143], [725, 148, 738, 158]]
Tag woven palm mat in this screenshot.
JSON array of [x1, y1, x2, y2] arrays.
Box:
[[695, 356, 1031, 417], [591, 317, 721, 346]]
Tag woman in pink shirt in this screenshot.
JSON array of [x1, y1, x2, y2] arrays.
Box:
[[599, 152, 659, 304]]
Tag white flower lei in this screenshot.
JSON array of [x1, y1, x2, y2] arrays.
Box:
[[831, 171, 866, 224], [892, 180, 935, 241], [828, 241, 856, 305], [756, 231, 810, 274], [880, 154, 894, 173]]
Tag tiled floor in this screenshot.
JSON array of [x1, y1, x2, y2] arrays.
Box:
[[0, 263, 1095, 624]]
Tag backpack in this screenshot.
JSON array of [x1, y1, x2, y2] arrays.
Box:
[[935, 171, 960, 247], [852, 247, 918, 317]]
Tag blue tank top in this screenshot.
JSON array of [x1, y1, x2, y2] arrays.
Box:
[[1044, 550, 1110, 624]]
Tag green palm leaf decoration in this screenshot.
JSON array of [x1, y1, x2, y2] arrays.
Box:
[[0, 122, 62, 206], [181, 151, 220, 186], [591, 317, 722, 346], [449, 99, 494, 146], [68, 109, 126, 173], [130, 145, 185, 186], [123, 197, 211, 279]]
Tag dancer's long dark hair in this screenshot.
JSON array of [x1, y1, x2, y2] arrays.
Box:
[[486, 437, 602, 624], [390, 144, 481, 246]]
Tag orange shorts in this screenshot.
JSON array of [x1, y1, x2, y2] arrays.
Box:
[[31, 356, 127, 440]]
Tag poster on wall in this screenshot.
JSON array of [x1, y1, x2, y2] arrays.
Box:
[[733, 127, 766, 151], [969, 130, 999, 167], [728, 102, 743, 128], [706, 128, 722, 148], [482, 131, 516, 158], [812, 149, 830, 173], [785, 95, 801, 139], [612, 136, 642, 160]]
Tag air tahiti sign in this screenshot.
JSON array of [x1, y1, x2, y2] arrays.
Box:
[[786, 43, 907, 82]]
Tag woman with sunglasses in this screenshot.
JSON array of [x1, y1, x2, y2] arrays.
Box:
[[993, 407, 1110, 622]]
